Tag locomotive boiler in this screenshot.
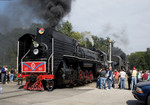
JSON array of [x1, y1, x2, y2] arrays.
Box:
[[17, 28, 107, 91]]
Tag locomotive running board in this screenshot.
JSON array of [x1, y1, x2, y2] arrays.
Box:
[[63, 55, 102, 63]]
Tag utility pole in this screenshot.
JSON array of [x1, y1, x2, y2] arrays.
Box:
[[108, 40, 112, 67]]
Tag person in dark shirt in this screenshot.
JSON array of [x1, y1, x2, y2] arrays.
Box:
[[99, 68, 107, 89], [107, 66, 113, 89], [96, 69, 102, 88], [127, 70, 132, 90], [1, 67, 6, 84]]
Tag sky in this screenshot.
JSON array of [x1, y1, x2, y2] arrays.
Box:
[[0, 0, 150, 54], [64, 0, 150, 54]]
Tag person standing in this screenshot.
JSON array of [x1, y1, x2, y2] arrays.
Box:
[[137, 70, 142, 83], [14, 69, 17, 81], [112, 71, 115, 88], [99, 68, 107, 89], [4, 66, 8, 84], [107, 66, 113, 90], [131, 67, 137, 90], [96, 69, 102, 88], [120, 69, 126, 89], [10, 70, 14, 82], [114, 69, 120, 89], [127, 70, 132, 90], [1, 67, 6, 84], [142, 70, 148, 81]]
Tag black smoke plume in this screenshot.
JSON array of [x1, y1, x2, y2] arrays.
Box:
[[0, 0, 72, 33], [20, 0, 72, 28]]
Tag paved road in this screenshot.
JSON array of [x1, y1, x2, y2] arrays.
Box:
[[0, 82, 146, 105]]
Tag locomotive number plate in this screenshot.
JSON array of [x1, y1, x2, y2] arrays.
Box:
[[22, 62, 46, 72]]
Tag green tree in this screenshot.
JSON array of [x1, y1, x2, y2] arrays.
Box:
[[6, 40, 17, 68], [85, 38, 92, 48], [128, 51, 148, 70], [57, 21, 86, 46], [57, 20, 73, 37], [91, 36, 113, 52], [145, 48, 150, 68]]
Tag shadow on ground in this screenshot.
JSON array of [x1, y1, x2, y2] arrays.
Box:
[[18, 85, 24, 89], [126, 100, 146, 105]]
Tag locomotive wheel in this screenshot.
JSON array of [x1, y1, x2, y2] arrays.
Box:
[[66, 79, 73, 88], [79, 70, 85, 82], [89, 71, 93, 83], [73, 81, 78, 87], [46, 80, 54, 91], [85, 70, 89, 83], [66, 84, 70, 88]]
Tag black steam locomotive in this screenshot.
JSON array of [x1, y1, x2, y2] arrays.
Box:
[[17, 28, 124, 91]]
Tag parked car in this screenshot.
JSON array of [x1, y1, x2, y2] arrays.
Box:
[[132, 81, 150, 105]]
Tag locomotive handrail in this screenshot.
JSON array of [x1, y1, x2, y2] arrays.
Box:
[[48, 54, 52, 73], [21, 50, 30, 62], [48, 38, 54, 74]]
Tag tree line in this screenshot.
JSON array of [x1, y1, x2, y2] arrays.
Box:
[[128, 48, 150, 70]]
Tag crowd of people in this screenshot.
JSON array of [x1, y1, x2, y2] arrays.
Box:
[[1, 65, 150, 88], [96, 66, 150, 90], [0, 66, 17, 84]]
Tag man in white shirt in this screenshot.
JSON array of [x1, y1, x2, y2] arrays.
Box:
[[120, 69, 126, 89]]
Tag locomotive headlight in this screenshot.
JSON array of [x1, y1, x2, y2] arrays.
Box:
[[33, 41, 39, 48], [33, 49, 39, 55]]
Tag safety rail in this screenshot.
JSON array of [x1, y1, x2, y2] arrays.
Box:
[[48, 38, 54, 74]]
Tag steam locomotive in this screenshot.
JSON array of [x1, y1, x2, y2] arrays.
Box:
[[17, 28, 125, 91]]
